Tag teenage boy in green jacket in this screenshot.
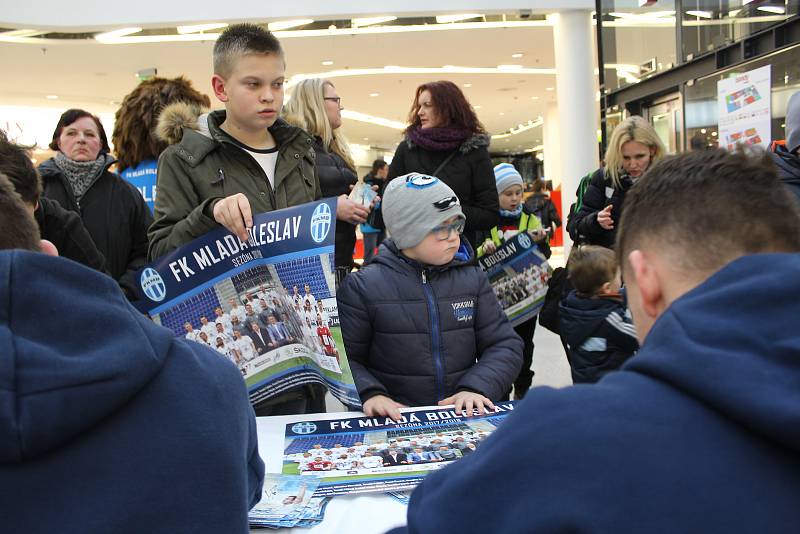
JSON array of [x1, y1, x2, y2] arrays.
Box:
[[148, 23, 321, 260], [148, 24, 324, 415]]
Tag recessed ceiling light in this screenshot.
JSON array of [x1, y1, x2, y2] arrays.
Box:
[[369, 93, 380, 97], [268, 19, 314, 31], [352, 16, 397, 27], [757, 5, 785, 14], [46, 95, 58, 100], [464, 83, 473, 88], [531, 96, 539, 100], [95, 27, 142, 41], [177, 23, 228, 34], [321, 60, 334, 66], [474, 105, 482, 109], [363, 137, 369, 141], [545, 87, 554, 91], [500, 112, 505, 116], [435, 14, 483, 24], [511, 53, 524, 58]]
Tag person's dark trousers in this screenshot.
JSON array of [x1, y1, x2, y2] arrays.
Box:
[[362, 230, 385, 264], [513, 318, 537, 399]]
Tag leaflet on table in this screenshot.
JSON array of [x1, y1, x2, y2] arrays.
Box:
[[134, 199, 361, 408], [248, 474, 332, 528], [280, 402, 517, 496], [478, 232, 552, 327]]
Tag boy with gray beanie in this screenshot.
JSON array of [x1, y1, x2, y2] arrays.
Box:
[[338, 173, 523, 420]]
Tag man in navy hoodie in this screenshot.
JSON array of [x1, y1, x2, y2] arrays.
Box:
[[0, 174, 264, 532], [393, 148, 800, 533]]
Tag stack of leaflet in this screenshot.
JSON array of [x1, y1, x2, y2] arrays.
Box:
[[249, 474, 332, 529]]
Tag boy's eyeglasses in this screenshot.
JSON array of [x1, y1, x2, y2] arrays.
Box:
[[324, 97, 342, 105], [431, 220, 465, 241]]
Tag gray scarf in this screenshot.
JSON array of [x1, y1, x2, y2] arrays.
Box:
[[54, 152, 108, 202]]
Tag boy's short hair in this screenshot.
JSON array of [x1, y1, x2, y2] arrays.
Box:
[[213, 23, 284, 78], [0, 130, 41, 205], [0, 172, 41, 252], [617, 148, 800, 275], [567, 245, 618, 296]]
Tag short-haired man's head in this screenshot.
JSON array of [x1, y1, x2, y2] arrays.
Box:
[[567, 246, 619, 297], [0, 130, 41, 207], [0, 172, 41, 252], [213, 23, 283, 78], [616, 148, 800, 276]]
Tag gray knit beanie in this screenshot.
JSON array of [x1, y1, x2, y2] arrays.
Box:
[[382, 173, 466, 249]]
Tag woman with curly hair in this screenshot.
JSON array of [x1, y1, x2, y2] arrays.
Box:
[[112, 76, 210, 213]]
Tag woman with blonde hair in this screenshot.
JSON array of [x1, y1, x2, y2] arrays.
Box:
[[572, 116, 666, 248], [283, 78, 370, 280]]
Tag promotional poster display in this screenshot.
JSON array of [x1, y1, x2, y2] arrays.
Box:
[[718, 65, 772, 151], [135, 199, 361, 408], [248, 474, 332, 528], [279, 403, 517, 497], [478, 232, 552, 327], [120, 158, 157, 213]]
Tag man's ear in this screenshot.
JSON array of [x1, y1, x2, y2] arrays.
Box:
[[40, 239, 59, 257], [211, 74, 229, 103], [628, 249, 662, 319]]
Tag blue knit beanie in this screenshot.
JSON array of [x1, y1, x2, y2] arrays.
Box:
[[493, 163, 523, 193]]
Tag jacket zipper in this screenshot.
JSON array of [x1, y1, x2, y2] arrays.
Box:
[[421, 269, 445, 402]]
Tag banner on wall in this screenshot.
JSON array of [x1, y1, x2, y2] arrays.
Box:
[[134, 199, 361, 408], [478, 232, 552, 327], [717, 65, 771, 151]]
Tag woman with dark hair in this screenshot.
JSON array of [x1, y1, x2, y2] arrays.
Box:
[[388, 81, 498, 248], [38, 108, 151, 298]]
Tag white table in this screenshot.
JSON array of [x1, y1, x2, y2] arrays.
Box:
[[252, 411, 409, 533]]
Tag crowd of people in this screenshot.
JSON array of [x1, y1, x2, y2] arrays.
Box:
[[2, 18, 800, 534]]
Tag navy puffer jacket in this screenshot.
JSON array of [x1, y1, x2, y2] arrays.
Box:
[[338, 238, 523, 407]]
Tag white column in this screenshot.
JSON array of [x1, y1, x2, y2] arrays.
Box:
[[549, 10, 599, 254], [543, 102, 561, 189]]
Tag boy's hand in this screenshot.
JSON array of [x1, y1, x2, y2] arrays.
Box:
[[482, 240, 497, 254], [213, 193, 253, 241], [438, 392, 495, 416], [363, 395, 406, 422], [527, 228, 548, 242], [337, 194, 370, 225], [597, 204, 614, 230]]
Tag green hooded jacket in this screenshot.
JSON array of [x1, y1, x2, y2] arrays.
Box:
[[148, 102, 321, 260]]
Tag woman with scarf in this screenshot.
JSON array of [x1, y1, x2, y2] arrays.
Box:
[[388, 81, 498, 250], [38, 109, 151, 298]]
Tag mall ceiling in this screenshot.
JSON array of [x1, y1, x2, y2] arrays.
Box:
[[1, 20, 563, 155]]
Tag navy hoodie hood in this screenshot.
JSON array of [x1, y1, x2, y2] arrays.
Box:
[[0, 250, 173, 462], [1, 250, 264, 532], [396, 253, 800, 533]]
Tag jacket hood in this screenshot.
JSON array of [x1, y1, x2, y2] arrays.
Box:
[[155, 101, 207, 145], [559, 291, 625, 347], [0, 251, 175, 463], [371, 238, 474, 276], [771, 147, 800, 181], [625, 253, 800, 452]]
